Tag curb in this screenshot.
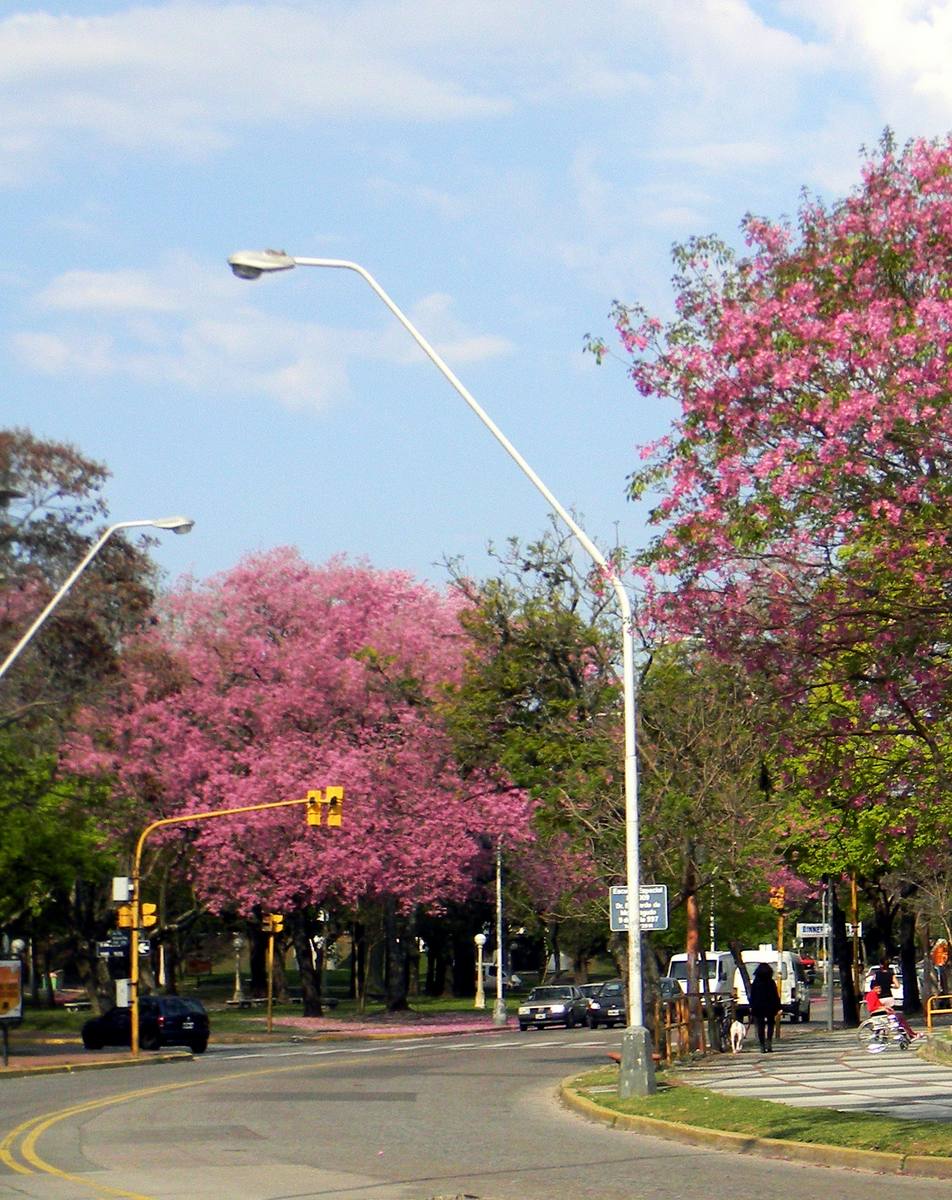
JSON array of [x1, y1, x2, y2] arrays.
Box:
[[559, 1080, 952, 1180], [1, 1052, 191, 1080]]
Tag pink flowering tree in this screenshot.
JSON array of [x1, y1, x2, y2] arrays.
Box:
[[68, 548, 534, 1012], [594, 132, 952, 1016]]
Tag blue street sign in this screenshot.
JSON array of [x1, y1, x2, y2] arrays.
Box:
[[609, 884, 669, 932]]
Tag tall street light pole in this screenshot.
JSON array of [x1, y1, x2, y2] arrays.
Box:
[[228, 250, 655, 1094], [0, 516, 195, 683]]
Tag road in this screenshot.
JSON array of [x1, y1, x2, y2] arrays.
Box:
[[2, 1027, 951, 1200]]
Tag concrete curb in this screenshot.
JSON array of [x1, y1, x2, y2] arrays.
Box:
[[559, 1080, 952, 1180], [1, 1052, 191, 1080]]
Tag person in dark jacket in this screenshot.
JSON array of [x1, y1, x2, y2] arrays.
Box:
[[749, 961, 782, 1052]]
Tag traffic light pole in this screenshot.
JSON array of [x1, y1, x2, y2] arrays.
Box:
[[129, 791, 342, 1056]]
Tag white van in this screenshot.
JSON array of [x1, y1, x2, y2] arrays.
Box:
[[733, 946, 811, 1022], [664, 951, 736, 1002]]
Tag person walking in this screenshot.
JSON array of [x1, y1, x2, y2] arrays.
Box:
[[749, 961, 782, 1053]]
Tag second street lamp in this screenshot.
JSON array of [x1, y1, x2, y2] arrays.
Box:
[[228, 249, 655, 1095], [0, 515, 195, 683]]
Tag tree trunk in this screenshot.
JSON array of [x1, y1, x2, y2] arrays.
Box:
[[831, 881, 859, 1026], [384, 898, 409, 1012], [899, 908, 921, 1014], [290, 912, 322, 1017]]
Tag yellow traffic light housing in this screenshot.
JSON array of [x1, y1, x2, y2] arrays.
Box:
[[270, 913, 284, 933], [141, 903, 158, 927], [768, 886, 785, 911], [306, 789, 323, 825], [117, 904, 134, 928], [325, 786, 344, 827], [305, 787, 345, 827]]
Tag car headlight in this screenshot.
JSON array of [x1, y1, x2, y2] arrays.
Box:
[[589, 1001, 601, 1010], [550, 1004, 566, 1013], [518, 1006, 530, 1015]]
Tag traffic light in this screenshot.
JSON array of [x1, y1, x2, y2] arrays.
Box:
[[117, 905, 134, 928], [325, 786, 344, 827], [306, 789, 324, 825], [768, 886, 785, 911], [141, 903, 158, 928], [267, 913, 284, 934]]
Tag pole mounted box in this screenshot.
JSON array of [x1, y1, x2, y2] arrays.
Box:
[[112, 876, 133, 903]]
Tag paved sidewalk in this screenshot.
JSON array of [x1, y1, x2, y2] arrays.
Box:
[[671, 1024, 952, 1121]]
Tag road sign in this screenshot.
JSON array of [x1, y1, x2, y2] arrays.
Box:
[[609, 885, 669, 932], [797, 922, 862, 939]]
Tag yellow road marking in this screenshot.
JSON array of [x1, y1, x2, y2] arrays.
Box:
[[1, 1049, 408, 1198]]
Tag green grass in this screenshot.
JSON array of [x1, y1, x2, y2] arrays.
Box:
[[572, 1068, 952, 1158]]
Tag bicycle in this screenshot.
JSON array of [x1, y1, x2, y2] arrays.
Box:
[[856, 1010, 913, 1052]]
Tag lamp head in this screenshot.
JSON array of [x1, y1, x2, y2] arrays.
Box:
[[228, 249, 296, 280], [151, 516, 195, 535], [474, 933, 487, 948]]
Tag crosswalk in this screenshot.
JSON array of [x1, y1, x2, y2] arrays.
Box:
[[671, 1026, 952, 1120]]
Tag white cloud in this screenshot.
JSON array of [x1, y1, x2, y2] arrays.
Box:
[[10, 254, 514, 409]]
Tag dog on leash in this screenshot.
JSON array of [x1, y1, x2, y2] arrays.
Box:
[[729, 1018, 748, 1053]]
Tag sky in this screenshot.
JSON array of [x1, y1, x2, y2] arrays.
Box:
[[5, 0, 952, 594]]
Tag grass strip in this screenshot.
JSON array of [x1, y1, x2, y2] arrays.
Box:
[[573, 1067, 952, 1159]]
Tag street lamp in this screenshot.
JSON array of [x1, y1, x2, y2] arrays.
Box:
[[474, 932, 487, 1010], [0, 516, 195, 683], [493, 841, 507, 1027], [232, 933, 246, 1006], [227, 249, 654, 1095]]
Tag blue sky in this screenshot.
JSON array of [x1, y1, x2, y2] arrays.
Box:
[[5, 0, 952, 591]]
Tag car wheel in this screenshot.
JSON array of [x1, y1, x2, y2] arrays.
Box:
[[140, 1030, 161, 1052], [519, 1023, 528, 1031], [565, 1013, 575, 1029], [587, 1014, 597, 1029], [801, 1005, 811, 1023], [82, 1033, 103, 1051], [190, 1036, 208, 1054]]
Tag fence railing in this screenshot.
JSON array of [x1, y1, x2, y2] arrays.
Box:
[[925, 993, 952, 1030]]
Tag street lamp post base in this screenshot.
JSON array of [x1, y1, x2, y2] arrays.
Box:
[[618, 1025, 657, 1097], [492, 998, 508, 1026]]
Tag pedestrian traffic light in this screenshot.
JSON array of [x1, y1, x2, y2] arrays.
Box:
[[117, 904, 134, 928], [325, 786, 344, 827], [306, 789, 323, 825], [141, 903, 158, 927]]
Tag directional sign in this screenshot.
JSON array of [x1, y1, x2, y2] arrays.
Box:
[[609, 885, 669, 932], [797, 922, 829, 938]]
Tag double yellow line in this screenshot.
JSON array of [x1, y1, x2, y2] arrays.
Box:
[[0, 1051, 376, 1198]]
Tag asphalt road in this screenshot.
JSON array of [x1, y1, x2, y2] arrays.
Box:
[[2, 1027, 952, 1200]]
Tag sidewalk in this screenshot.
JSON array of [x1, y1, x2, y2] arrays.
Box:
[[669, 1023, 952, 1121]]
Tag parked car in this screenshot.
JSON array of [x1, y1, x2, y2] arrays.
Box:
[[733, 948, 811, 1023], [517, 985, 589, 1031], [798, 954, 817, 985], [665, 950, 736, 1004], [82, 995, 209, 1053], [483, 964, 522, 990], [586, 979, 627, 1029], [576, 982, 604, 1021]]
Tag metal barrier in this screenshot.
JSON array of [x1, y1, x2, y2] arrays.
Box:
[[925, 992, 952, 1030]]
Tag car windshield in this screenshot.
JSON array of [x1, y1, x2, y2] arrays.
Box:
[[600, 982, 623, 997], [578, 984, 602, 997], [667, 961, 721, 981], [528, 987, 572, 1001]]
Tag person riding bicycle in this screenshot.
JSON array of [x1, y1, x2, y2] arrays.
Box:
[[864, 982, 918, 1040]]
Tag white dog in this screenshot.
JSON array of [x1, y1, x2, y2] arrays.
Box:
[[729, 1018, 748, 1053]]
